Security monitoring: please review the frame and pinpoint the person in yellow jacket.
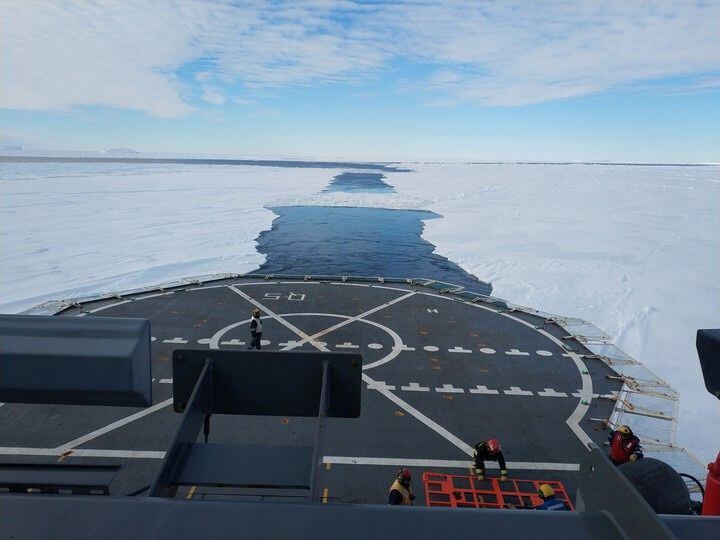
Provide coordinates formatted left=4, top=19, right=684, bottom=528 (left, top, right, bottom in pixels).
left=388, top=467, right=415, bottom=505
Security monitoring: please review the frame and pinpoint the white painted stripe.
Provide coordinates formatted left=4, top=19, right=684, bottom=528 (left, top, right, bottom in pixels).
left=163, top=337, right=188, bottom=344
left=423, top=345, right=439, bottom=352
left=366, top=380, right=396, bottom=391
left=537, top=350, right=553, bottom=356
left=469, top=385, right=499, bottom=395
left=322, top=456, right=579, bottom=471
left=479, top=347, right=496, bottom=354
left=503, top=386, right=533, bottom=396
left=197, top=338, right=211, bottom=345
left=367, top=343, right=383, bottom=349
left=393, top=344, right=415, bottom=352
left=159, top=378, right=173, bottom=384
left=362, top=373, right=474, bottom=456
left=538, top=388, right=568, bottom=397
left=505, top=349, right=530, bottom=356
left=448, top=346, right=472, bottom=353
left=220, top=339, right=245, bottom=346
left=0, top=447, right=165, bottom=459
left=435, top=384, right=464, bottom=394
left=54, top=398, right=174, bottom=452
left=336, top=342, right=359, bottom=349
left=400, top=383, right=430, bottom=392
left=71, top=449, right=166, bottom=459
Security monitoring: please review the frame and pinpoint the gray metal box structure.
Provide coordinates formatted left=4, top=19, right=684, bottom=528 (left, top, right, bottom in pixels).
left=0, top=315, right=152, bottom=407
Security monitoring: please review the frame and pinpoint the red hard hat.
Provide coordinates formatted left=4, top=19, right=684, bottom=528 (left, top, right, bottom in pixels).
left=487, top=439, right=501, bottom=454
left=399, top=467, right=411, bottom=480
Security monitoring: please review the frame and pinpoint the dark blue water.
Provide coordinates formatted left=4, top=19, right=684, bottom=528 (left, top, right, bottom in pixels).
left=322, top=172, right=395, bottom=193
left=255, top=206, right=491, bottom=295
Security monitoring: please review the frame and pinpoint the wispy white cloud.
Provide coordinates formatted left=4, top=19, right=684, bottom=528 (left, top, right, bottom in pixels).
left=2, top=1, right=719, bottom=116
left=200, top=85, right=226, bottom=105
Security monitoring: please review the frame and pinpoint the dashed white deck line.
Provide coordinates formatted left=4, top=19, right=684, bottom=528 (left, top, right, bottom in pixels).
left=423, top=345, right=439, bottom=352
left=279, top=340, right=302, bottom=348
left=159, top=378, right=173, bottom=384
left=162, top=337, right=187, bottom=344
left=505, top=349, right=529, bottom=356
left=336, top=342, right=359, bottom=349
left=362, top=373, right=474, bottom=456
left=393, top=345, right=415, bottom=352
left=537, top=350, right=553, bottom=356
left=220, top=339, right=245, bottom=346
left=197, top=338, right=211, bottom=345
left=400, top=383, right=430, bottom=392
left=151, top=336, right=157, bottom=342
left=503, top=386, right=533, bottom=396
left=469, top=385, right=499, bottom=395
left=448, top=346, right=472, bottom=353
left=367, top=343, right=383, bottom=349
left=571, top=391, right=582, bottom=398
left=322, top=456, right=580, bottom=471
left=538, top=388, right=568, bottom=397
left=54, top=398, right=174, bottom=453
left=435, top=384, right=464, bottom=394
left=260, top=340, right=271, bottom=346
left=479, top=348, right=496, bottom=354
left=365, top=380, right=396, bottom=391
left=427, top=308, right=438, bottom=314
left=286, top=290, right=416, bottom=350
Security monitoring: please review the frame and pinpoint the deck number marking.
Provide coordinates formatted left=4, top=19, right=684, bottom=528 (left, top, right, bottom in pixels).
left=263, top=292, right=306, bottom=301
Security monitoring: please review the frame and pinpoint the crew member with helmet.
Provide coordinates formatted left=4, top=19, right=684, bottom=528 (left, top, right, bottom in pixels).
left=534, top=484, right=570, bottom=511
left=388, top=467, right=415, bottom=505
left=247, top=309, right=263, bottom=350
left=473, top=438, right=508, bottom=481
left=608, top=425, right=643, bottom=466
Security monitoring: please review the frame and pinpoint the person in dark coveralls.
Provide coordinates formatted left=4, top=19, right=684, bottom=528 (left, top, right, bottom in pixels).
left=247, top=309, right=263, bottom=350
left=388, top=468, right=415, bottom=505
left=473, top=438, right=508, bottom=481
left=608, top=425, right=643, bottom=465
left=534, top=484, right=569, bottom=511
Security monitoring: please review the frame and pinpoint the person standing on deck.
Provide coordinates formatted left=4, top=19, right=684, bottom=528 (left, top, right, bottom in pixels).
left=247, top=309, right=263, bottom=350
left=608, top=425, right=643, bottom=465
left=473, top=438, right=508, bottom=481
left=388, top=468, right=415, bottom=505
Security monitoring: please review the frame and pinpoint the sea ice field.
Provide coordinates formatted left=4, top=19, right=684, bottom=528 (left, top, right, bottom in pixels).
left=0, top=158, right=718, bottom=461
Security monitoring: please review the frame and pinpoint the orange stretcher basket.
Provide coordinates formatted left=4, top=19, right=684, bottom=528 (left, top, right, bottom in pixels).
left=422, top=472, right=574, bottom=510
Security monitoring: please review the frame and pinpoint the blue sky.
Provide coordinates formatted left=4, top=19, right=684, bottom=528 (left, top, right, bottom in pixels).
left=2, top=1, right=719, bottom=162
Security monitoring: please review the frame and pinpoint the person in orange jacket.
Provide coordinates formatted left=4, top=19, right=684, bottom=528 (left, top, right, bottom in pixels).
left=608, top=425, right=643, bottom=465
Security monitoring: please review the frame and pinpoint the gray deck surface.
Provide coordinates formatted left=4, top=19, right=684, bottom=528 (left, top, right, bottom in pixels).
left=0, top=278, right=620, bottom=505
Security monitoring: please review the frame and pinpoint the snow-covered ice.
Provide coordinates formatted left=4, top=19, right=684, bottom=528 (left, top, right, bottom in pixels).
left=0, top=162, right=336, bottom=312
left=387, top=162, right=720, bottom=461
left=1, top=159, right=719, bottom=460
